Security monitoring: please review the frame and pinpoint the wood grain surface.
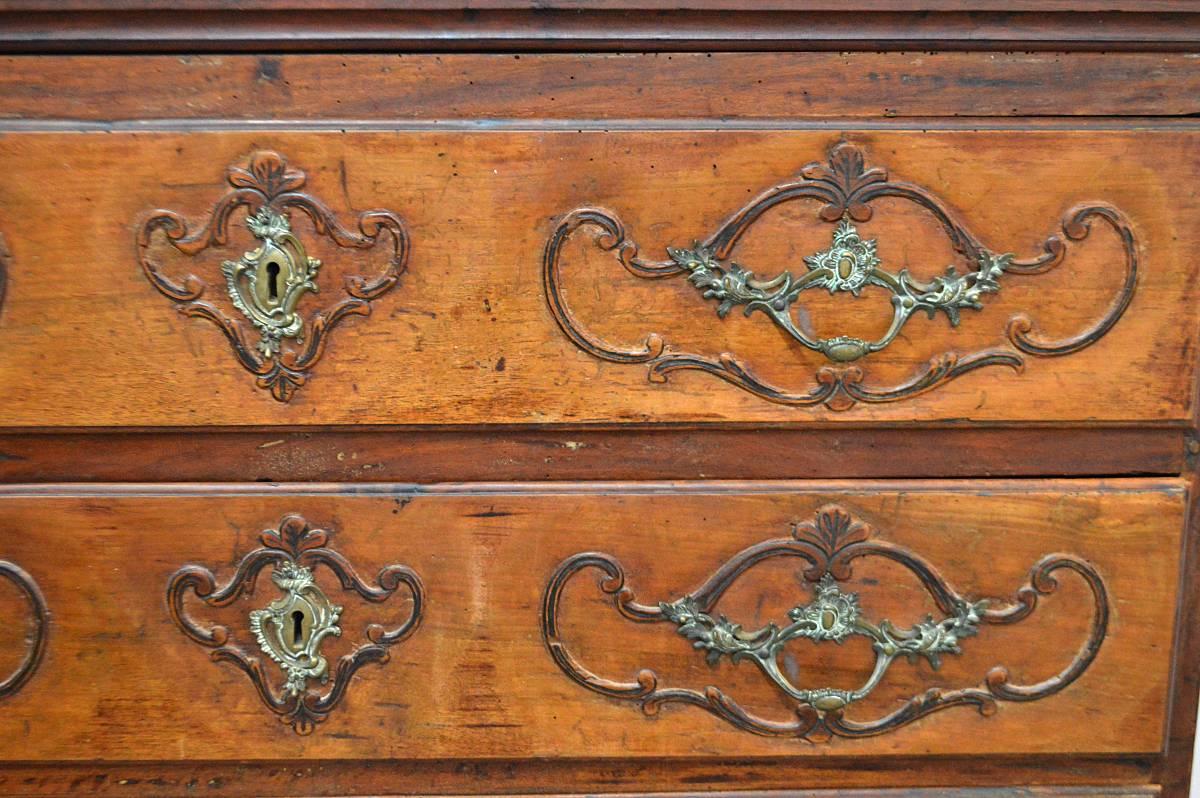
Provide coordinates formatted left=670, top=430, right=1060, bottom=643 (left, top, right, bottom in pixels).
left=0, top=130, right=1195, bottom=427
left=0, top=427, right=1185, bottom=483
left=0, top=480, right=1183, bottom=762
left=2, top=53, right=1199, bottom=122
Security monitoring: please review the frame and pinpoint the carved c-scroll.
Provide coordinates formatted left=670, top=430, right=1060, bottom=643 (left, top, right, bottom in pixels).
left=543, top=143, right=1138, bottom=411
left=167, top=514, right=424, bottom=734
left=542, top=505, right=1108, bottom=741
left=0, top=561, right=49, bottom=701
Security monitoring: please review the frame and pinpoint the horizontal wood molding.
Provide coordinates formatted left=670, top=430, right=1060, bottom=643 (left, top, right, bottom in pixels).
left=2, top=9, right=1200, bottom=54
left=0, top=427, right=1185, bottom=483
left=4, top=53, right=1200, bottom=121
left=0, top=758, right=1161, bottom=796
left=0, top=476, right=1187, bottom=496
left=0, top=1, right=1194, bottom=10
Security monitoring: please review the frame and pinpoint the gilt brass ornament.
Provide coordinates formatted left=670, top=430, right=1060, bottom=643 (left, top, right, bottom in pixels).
left=670, top=216, right=1011, bottom=363
left=659, top=573, right=987, bottom=713
left=223, top=208, right=321, bottom=359
left=249, top=560, right=342, bottom=697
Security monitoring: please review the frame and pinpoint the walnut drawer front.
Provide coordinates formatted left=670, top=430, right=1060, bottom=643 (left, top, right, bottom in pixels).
left=0, top=130, right=1192, bottom=426
left=0, top=481, right=1182, bottom=764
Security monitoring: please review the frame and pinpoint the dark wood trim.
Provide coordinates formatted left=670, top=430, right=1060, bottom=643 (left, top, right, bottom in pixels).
left=7, top=119, right=1200, bottom=133
left=0, top=427, right=1183, bottom=483
left=0, top=757, right=1159, bottom=796
left=1, top=1, right=1196, bottom=10
left=0, top=476, right=1183, bottom=498
left=2, top=10, right=1200, bottom=54
left=1162, top=470, right=1200, bottom=795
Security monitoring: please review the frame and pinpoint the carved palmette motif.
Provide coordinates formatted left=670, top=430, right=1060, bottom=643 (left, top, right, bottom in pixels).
left=543, top=142, right=1139, bottom=411
left=0, top=561, right=48, bottom=701
left=166, top=515, right=424, bottom=734
left=138, top=151, right=410, bottom=401
left=541, top=505, right=1108, bottom=741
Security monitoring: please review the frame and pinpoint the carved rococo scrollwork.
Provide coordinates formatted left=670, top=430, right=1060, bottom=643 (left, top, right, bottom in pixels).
left=138, top=151, right=410, bottom=401
left=166, top=514, right=424, bottom=734
left=0, top=561, right=49, bottom=701
left=541, top=505, right=1108, bottom=741
left=543, top=142, right=1139, bottom=411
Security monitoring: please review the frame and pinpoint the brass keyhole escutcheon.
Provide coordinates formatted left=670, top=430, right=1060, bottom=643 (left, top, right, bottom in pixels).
left=222, top=208, right=321, bottom=359
left=249, top=561, right=342, bottom=695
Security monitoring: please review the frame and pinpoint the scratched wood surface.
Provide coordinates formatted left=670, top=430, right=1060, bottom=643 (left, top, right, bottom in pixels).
left=2, top=53, right=1199, bottom=120
left=0, top=130, right=1196, bottom=426
left=0, top=481, right=1183, bottom=761
left=0, top=427, right=1184, bottom=483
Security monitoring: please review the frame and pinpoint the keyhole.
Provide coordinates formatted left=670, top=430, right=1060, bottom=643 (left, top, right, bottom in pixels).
left=266, top=261, right=281, bottom=301
left=290, top=610, right=305, bottom=645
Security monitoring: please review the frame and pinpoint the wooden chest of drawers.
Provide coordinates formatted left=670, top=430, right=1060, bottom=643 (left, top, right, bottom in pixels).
left=2, top=3, right=1200, bottom=797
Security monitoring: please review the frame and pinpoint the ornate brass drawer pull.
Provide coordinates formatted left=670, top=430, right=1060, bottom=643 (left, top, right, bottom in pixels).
left=543, top=142, right=1138, bottom=411
left=167, top=514, right=424, bottom=734
left=0, top=560, right=49, bottom=701
left=138, top=151, right=410, bottom=401
left=541, top=505, right=1108, bottom=741
left=667, top=217, right=1012, bottom=364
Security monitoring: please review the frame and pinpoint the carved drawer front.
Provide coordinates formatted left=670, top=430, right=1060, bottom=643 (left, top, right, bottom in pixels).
left=0, top=131, right=1195, bottom=426
left=0, top=481, right=1182, bottom=762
